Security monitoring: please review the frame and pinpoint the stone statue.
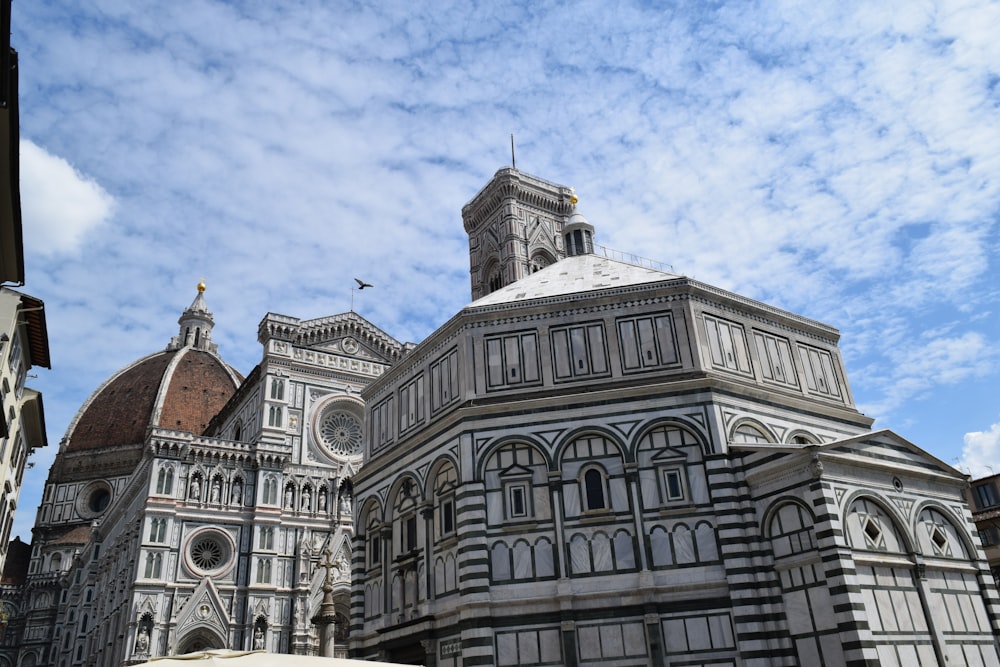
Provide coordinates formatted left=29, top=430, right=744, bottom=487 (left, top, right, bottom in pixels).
left=302, top=487, right=311, bottom=510
left=211, top=478, right=221, bottom=503
left=135, top=626, right=149, bottom=654
left=318, top=491, right=327, bottom=512
left=253, top=626, right=264, bottom=650
left=190, top=477, right=201, bottom=500
left=285, top=487, right=294, bottom=509
left=231, top=480, right=242, bottom=505
left=340, top=494, right=351, bottom=516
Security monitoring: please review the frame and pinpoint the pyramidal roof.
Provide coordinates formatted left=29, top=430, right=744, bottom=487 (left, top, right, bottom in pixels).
left=468, top=253, right=682, bottom=308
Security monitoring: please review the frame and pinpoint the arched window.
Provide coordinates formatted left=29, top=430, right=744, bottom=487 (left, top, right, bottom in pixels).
left=917, top=507, right=969, bottom=559
left=233, top=420, right=242, bottom=442
left=148, top=518, right=166, bottom=543
left=49, top=552, right=62, bottom=572
left=846, top=498, right=906, bottom=553
left=731, top=422, right=772, bottom=444
left=484, top=262, right=502, bottom=294
left=144, top=553, right=162, bottom=579
left=256, top=558, right=272, bottom=584
left=258, top=526, right=275, bottom=550
left=584, top=468, right=606, bottom=511
left=268, top=406, right=282, bottom=428
left=156, top=466, right=174, bottom=495
left=262, top=477, right=277, bottom=505
left=270, top=379, right=284, bottom=401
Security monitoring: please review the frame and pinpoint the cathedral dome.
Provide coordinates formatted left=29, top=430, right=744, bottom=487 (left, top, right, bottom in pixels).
left=61, top=285, right=243, bottom=455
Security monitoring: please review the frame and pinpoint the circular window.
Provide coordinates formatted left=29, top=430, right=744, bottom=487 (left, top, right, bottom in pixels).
left=76, top=481, right=114, bottom=519
left=191, top=536, right=223, bottom=569
left=89, top=489, right=111, bottom=513
left=319, top=411, right=362, bottom=457
left=186, top=530, right=234, bottom=575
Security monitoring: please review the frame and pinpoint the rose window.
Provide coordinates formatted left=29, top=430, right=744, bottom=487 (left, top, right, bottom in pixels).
left=190, top=534, right=226, bottom=571
left=320, top=411, right=363, bottom=456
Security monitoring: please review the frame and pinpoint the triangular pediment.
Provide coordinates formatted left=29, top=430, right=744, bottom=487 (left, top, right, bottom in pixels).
left=818, top=430, right=965, bottom=480
left=733, top=429, right=966, bottom=483
left=500, top=463, right=533, bottom=477
left=175, top=577, right=230, bottom=639
left=651, top=447, right=687, bottom=463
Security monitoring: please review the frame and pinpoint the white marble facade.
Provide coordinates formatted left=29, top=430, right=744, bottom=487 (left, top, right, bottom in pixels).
left=12, top=301, right=401, bottom=667
left=350, top=168, right=1000, bottom=667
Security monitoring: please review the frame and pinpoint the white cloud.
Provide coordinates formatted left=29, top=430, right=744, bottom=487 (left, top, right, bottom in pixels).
left=960, top=423, right=1000, bottom=478
left=19, top=139, right=115, bottom=256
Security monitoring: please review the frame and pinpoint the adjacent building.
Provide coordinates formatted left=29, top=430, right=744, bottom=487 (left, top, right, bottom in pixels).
left=969, top=473, right=1000, bottom=587
left=350, top=168, right=1000, bottom=666
left=0, top=0, right=50, bottom=595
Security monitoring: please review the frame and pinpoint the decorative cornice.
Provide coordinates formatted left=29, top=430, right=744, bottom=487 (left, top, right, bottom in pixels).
left=462, top=168, right=575, bottom=232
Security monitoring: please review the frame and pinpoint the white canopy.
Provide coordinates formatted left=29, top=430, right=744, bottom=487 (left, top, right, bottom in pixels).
left=134, top=649, right=419, bottom=667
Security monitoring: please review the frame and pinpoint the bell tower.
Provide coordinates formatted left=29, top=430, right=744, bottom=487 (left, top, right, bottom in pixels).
left=462, top=168, right=580, bottom=300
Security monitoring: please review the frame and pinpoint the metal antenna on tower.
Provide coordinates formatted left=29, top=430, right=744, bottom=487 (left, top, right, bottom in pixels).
left=511, top=134, right=516, bottom=170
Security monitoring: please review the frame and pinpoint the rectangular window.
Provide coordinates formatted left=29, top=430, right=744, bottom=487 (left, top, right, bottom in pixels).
left=404, top=515, right=418, bottom=553
left=975, top=483, right=1000, bottom=510
left=369, top=532, right=381, bottom=567
left=507, top=483, right=528, bottom=518
left=484, top=331, right=541, bottom=390
left=551, top=323, right=609, bottom=380
left=370, top=396, right=394, bottom=450
left=399, top=374, right=425, bottom=433
left=797, top=343, right=843, bottom=399
left=7, top=334, right=21, bottom=374
left=440, top=498, right=455, bottom=536
left=703, top=314, right=752, bottom=374
left=430, top=348, right=460, bottom=413
left=753, top=331, right=799, bottom=387
left=663, top=470, right=684, bottom=501
left=618, top=314, right=681, bottom=372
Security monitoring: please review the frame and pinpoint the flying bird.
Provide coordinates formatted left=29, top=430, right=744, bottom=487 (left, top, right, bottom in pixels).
left=354, top=278, right=374, bottom=290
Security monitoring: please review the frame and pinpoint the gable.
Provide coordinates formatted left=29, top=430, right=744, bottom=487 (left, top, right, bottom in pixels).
left=821, top=430, right=965, bottom=481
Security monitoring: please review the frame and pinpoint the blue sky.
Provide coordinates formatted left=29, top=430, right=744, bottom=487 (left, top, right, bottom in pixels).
left=10, top=0, right=1000, bottom=540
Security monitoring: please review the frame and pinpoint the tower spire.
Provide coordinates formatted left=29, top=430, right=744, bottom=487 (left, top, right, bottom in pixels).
left=168, top=280, right=218, bottom=352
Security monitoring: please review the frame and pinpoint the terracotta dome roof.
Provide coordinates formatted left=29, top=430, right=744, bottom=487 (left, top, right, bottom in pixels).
left=64, top=347, right=242, bottom=453
left=62, top=284, right=243, bottom=455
